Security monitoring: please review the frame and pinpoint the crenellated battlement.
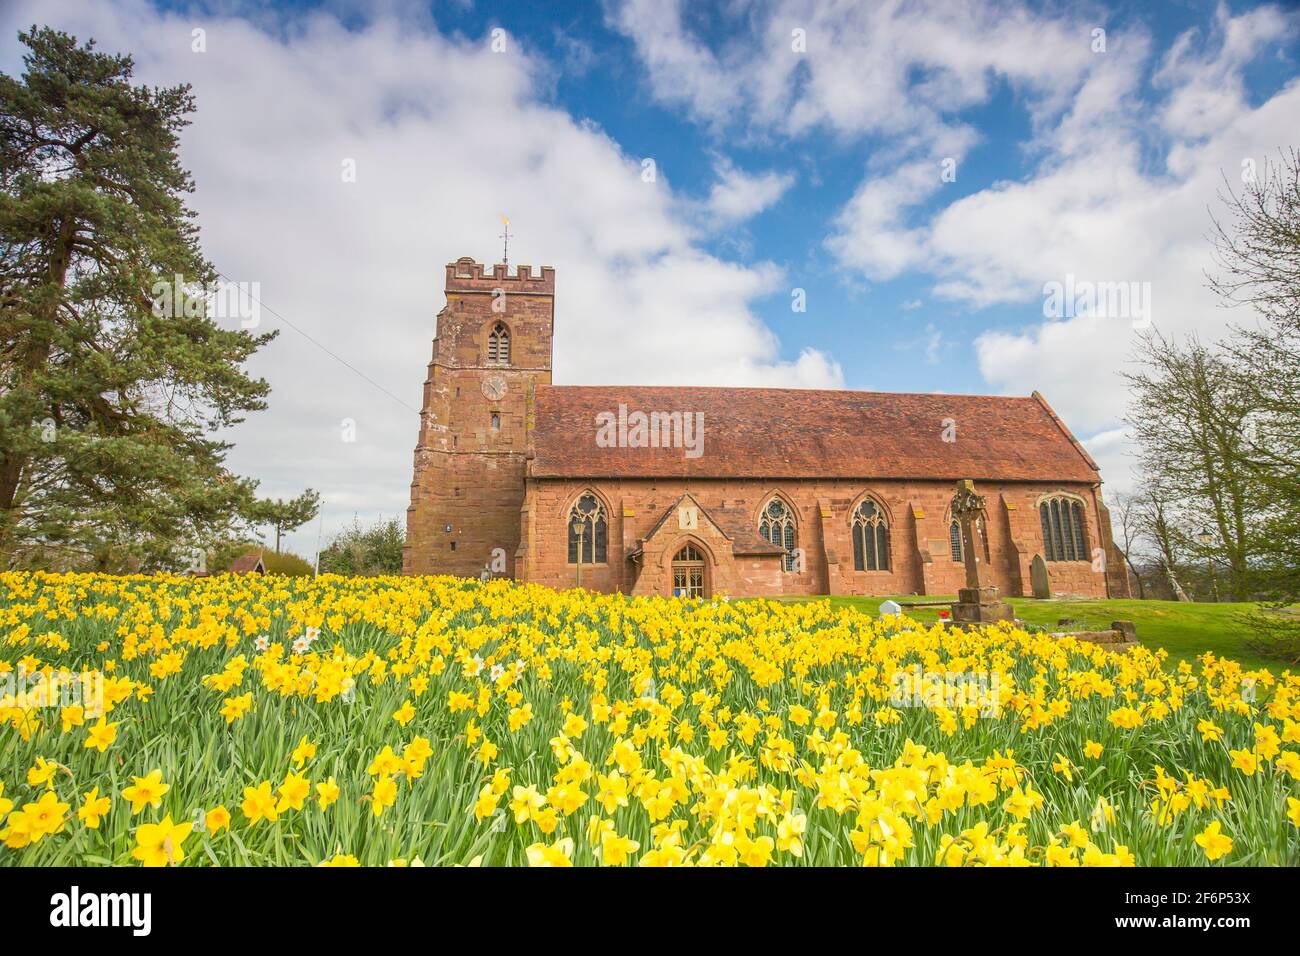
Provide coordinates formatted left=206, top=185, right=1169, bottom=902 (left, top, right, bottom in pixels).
left=445, top=257, right=555, bottom=295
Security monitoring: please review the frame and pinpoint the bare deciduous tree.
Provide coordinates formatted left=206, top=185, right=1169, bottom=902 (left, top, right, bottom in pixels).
left=1108, top=490, right=1147, bottom=599
left=1124, top=333, right=1263, bottom=600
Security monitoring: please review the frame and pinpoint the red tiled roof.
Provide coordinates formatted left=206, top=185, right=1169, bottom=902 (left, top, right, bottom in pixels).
left=711, top=507, right=788, bottom=555
left=228, top=551, right=265, bottom=573
left=531, top=386, right=1099, bottom=482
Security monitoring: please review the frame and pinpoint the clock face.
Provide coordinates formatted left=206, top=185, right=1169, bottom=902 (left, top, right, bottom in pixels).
left=481, top=375, right=507, bottom=401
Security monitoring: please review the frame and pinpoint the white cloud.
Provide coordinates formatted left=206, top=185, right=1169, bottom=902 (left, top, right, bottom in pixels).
left=1082, top=427, right=1137, bottom=498
left=1155, top=2, right=1292, bottom=141
left=1, top=0, right=842, bottom=556
left=607, top=0, right=1095, bottom=143
left=954, top=25, right=1296, bottom=499
left=608, top=0, right=1103, bottom=280
left=701, top=159, right=794, bottom=225
left=602, top=0, right=742, bottom=128
left=827, top=160, right=949, bottom=281
left=948, top=22, right=1298, bottom=430
left=609, top=0, right=1298, bottom=493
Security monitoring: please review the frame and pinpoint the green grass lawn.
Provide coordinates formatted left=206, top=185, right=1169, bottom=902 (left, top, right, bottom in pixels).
left=776, top=594, right=1288, bottom=674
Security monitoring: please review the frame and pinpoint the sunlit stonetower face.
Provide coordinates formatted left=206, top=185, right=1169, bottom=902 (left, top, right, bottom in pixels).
left=403, top=257, right=554, bottom=576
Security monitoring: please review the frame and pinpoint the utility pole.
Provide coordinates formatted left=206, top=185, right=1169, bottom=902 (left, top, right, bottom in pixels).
left=313, top=512, right=324, bottom=577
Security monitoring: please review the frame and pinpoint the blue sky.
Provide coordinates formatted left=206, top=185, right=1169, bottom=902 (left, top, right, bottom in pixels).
left=3, top=0, right=1298, bottom=556
left=368, top=0, right=1298, bottom=396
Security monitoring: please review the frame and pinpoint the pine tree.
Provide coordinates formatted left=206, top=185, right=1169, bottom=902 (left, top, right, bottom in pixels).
left=0, top=28, right=276, bottom=569
left=251, top=489, right=320, bottom=554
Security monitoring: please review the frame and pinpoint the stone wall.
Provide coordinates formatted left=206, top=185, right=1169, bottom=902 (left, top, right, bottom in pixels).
left=518, top=476, right=1124, bottom=599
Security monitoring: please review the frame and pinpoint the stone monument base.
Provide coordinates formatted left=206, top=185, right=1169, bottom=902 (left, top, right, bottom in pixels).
left=1045, top=620, right=1141, bottom=653
left=950, top=586, right=1015, bottom=624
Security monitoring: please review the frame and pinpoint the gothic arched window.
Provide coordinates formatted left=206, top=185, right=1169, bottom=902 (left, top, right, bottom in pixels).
left=487, top=322, right=510, bottom=365
left=852, top=499, right=890, bottom=571
left=1039, top=496, right=1087, bottom=561
left=567, top=493, right=607, bottom=564
left=758, top=498, right=798, bottom=571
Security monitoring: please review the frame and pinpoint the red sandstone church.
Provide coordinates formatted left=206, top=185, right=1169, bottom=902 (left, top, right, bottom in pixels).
left=404, top=257, right=1131, bottom=601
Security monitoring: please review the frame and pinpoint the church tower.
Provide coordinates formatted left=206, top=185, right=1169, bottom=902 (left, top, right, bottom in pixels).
left=404, top=257, right=554, bottom=576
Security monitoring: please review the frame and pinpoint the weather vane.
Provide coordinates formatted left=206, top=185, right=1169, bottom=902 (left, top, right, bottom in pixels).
left=499, top=213, right=510, bottom=266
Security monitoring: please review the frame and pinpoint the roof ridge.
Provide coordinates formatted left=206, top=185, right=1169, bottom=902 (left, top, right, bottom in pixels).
left=538, top=383, right=1037, bottom=402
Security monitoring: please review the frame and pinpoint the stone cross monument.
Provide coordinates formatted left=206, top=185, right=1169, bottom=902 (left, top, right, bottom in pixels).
left=949, top=479, right=1015, bottom=624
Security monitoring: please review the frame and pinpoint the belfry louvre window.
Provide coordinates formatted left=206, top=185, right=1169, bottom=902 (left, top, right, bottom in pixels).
left=853, top=499, right=890, bottom=571
left=487, top=322, right=510, bottom=365
left=567, top=493, right=607, bottom=564
left=1040, top=496, right=1087, bottom=561
left=759, top=499, right=798, bottom=571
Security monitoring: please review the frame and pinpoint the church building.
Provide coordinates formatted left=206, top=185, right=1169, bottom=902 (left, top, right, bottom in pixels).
left=404, top=257, right=1131, bottom=600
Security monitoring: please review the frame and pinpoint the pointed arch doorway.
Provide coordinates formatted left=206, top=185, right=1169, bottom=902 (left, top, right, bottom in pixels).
left=671, top=543, right=708, bottom=598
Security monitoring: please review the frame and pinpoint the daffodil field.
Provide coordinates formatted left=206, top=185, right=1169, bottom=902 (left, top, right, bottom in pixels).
left=1, top=571, right=1298, bottom=867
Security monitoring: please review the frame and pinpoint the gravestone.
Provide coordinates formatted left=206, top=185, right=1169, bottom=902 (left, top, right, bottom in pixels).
left=1030, top=554, right=1051, bottom=598
left=949, top=479, right=1015, bottom=624
left=879, top=599, right=902, bottom=617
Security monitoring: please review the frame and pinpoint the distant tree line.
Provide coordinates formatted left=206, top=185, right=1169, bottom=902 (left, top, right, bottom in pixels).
left=318, top=517, right=404, bottom=576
